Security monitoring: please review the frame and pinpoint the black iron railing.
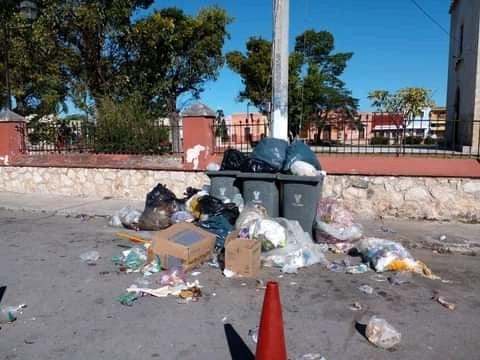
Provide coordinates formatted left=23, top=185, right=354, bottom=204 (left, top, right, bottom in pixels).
left=23, top=122, right=182, bottom=155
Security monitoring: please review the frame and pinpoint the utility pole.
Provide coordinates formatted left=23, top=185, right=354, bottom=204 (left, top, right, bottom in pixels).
left=270, top=0, right=289, bottom=141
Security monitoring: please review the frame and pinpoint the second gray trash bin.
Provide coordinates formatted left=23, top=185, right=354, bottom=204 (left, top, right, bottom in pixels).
left=278, top=174, right=324, bottom=235
left=206, top=171, right=241, bottom=202
left=238, top=173, right=279, bottom=217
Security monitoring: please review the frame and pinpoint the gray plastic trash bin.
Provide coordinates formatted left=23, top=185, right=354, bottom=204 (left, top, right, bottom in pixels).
left=206, top=171, right=241, bottom=202
left=238, top=173, right=279, bottom=217
left=278, top=174, right=324, bottom=234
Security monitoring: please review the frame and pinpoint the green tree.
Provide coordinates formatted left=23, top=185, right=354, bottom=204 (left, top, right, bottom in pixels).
left=0, top=1, right=68, bottom=116
left=226, top=30, right=358, bottom=136
left=368, top=87, right=434, bottom=120
left=214, top=109, right=229, bottom=141
left=125, top=6, right=232, bottom=152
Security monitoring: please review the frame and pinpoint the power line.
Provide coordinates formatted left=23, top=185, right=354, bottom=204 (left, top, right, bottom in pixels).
left=408, top=0, right=449, bottom=36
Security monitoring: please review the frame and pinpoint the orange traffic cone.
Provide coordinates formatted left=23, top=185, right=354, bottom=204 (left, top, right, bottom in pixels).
left=255, top=281, right=287, bottom=360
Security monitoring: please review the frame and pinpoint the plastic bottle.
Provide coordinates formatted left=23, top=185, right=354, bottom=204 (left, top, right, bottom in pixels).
left=0, top=304, right=26, bottom=324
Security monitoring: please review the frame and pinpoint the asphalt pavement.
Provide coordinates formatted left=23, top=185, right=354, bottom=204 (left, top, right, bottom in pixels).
left=0, top=193, right=480, bottom=359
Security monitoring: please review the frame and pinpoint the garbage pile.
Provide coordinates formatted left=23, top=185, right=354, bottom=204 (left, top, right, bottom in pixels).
left=104, top=137, right=439, bottom=315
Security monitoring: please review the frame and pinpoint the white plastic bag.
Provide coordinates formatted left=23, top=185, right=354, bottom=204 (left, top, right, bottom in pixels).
left=262, top=218, right=328, bottom=273
left=109, top=206, right=142, bottom=229
left=249, top=218, right=286, bottom=251
left=235, top=203, right=268, bottom=230
left=314, top=221, right=363, bottom=243
left=366, top=316, right=402, bottom=349
left=290, top=160, right=318, bottom=176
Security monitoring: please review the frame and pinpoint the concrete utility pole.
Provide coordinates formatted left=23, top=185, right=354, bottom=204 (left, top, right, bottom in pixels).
left=271, top=0, right=289, bottom=141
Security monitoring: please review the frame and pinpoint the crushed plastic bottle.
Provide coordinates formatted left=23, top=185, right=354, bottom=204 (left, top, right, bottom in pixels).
left=0, top=304, right=27, bottom=324
left=365, top=316, right=402, bottom=349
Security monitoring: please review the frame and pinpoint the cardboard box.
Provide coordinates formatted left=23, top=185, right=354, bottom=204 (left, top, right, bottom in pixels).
left=225, top=232, right=262, bottom=277
left=152, top=223, right=216, bottom=271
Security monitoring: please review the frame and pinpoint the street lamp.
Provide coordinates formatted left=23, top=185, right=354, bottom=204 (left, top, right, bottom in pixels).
left=3, top=0, right=39, bottom=111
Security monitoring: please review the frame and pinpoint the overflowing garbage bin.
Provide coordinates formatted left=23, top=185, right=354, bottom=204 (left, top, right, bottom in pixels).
left=277, top=174, right=324, bottom=235
left=206, top=171, right=241, bottom=203
left=238, top=173, right=279, bottom=217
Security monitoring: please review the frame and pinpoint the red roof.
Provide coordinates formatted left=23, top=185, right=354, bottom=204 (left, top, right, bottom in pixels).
left=372, top=113, right=404, bottom=128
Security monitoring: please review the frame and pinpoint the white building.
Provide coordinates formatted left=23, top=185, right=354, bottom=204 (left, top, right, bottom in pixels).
left=445, top=0, right=480, bottom=153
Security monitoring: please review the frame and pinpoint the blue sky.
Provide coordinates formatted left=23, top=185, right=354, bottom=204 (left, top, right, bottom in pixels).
left=68, top=0, right=452, bottom=115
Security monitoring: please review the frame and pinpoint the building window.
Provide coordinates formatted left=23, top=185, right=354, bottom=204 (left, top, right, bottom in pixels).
left=459, top=24, right=464, bottom=56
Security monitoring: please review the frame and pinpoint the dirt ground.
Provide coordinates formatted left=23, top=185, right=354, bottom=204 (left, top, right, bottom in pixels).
left=1, top=209, right=479, bottom=360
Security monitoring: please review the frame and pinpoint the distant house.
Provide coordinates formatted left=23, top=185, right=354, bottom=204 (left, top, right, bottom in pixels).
left=429, top=107, right=447, bottom=138
left=229, top=112, right=268, bottom=144
left=445, top=0, right=480, bottom=152
left=371, top=113, right=404, bottom=143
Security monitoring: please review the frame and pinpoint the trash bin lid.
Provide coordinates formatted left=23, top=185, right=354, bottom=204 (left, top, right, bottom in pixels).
left=237, top=172, right=277, bottom=180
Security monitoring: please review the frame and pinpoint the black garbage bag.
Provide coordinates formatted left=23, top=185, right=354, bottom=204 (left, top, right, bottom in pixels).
left=197, top=195, right=239, bottom=225
left=283, top=140, right=322, bottom=171
left=199, top=215, right=233, bottom=250
left=220, top=149, right=247, bottom=171
left=138, top=184, right=177, bottom=230
left=240, top=158, right=277, bottom=173
left=250, top=137, right=289, bottom=172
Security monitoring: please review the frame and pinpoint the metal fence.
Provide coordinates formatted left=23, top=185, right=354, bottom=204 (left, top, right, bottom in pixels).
left=212, top=121, right=269, bottom=154
left=23, top=122, right=182, bottom=155
left=22, top=117, right=480, bottom=158
left=299, top=117, right=480, bottom=158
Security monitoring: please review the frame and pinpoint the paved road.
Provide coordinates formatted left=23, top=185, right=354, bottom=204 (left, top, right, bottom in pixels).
left=1, top=210, right=479, bottom=360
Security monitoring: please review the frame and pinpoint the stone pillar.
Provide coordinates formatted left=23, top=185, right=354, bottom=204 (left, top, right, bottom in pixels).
left=181, top=103, right=218, bottom=170
left=0, top=110, right=26, bottom=164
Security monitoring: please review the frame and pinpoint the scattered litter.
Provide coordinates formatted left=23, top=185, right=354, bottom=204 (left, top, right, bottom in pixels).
left=296, top=354, right=326, bottom=360
left=109, top=206, right=142, bottom=230
left=241, top=283, right=247, bottom=286
left=371, top=274, right=388, bottom=282
left=159, top=269, right=186, bottom=286
left=256, top=280, right=266, bottom=290
left=379, top=225, right=397, bottom=234
left=328, top=242, right=355, bottom=254
left=221, top=316, right=228, bottom=322
left=441, top=279, right=453, bottom=284
left=278, top=275, right=284, bottom=278
left=432, top=292, right=456, bottom=310
left=349, top=302, right=362, bottom=311
left=79, top=250, right=100, bottom=265
left=112, top=245, right=161, bottom=275
left=116, top=292, right=139, bottom=306
left=248, top=327, right=259, bottom=343
left=126, top=280, right=202, bottom=302
left=388, top=272, right=412, bottom=285
left=0, top=304, right=27, bottom=324
left=358, top=284, right=374, bottom=295
left=439, top=235, right=447, bottom=241
left=290, top=281, right=297, bottom=286
left=191, top=271, right=201, bottom=277
left=365, top=316, right=402, bottom=349
left=346, top=263, right=369, bottom=274
left=356, top=238, right=439, bottom=279
left=223, top=269, right=237, bottom=278
left=315, top=197, right=363, bottom=244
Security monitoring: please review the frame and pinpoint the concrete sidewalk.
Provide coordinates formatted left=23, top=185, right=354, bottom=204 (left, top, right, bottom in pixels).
left=0, top=191, right=143, bottom=217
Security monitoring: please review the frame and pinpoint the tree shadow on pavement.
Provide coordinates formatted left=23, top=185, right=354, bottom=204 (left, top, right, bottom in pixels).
left=224, top=323, right=254, bottom=360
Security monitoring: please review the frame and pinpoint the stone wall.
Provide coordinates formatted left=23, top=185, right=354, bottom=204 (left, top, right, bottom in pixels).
left=0, top=166, right=479, bottom=221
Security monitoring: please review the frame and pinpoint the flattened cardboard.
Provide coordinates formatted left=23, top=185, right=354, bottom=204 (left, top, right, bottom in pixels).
left=152, top=223, right=215, bottom=271
left=225, top=232, right=262, bottom=277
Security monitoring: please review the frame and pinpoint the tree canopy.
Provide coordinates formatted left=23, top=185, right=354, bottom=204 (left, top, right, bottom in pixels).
left=226, top=29, right=358, bottom=135
left=367, top=87, right=434, bottom=120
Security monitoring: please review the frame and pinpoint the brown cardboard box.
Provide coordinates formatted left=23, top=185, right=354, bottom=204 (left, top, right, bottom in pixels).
left=225, top=232, right=262, bottom=277
left=152, top=223, right=216, bottom=271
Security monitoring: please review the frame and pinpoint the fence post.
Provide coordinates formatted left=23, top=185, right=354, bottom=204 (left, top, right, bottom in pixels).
left=0, top=112, right=26, bottom=164
left=182, top=103, right=218, bottom=170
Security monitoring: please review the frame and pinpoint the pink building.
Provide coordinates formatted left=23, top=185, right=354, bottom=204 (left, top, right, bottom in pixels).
left=229, top=112, right=268, bottom=145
